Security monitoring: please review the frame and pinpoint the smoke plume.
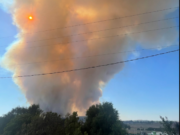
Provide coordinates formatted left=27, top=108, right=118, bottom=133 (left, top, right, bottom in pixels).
left=0, top=0, right=179, bottom=115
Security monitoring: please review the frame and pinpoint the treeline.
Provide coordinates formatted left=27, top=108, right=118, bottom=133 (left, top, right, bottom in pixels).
left=0, top=102, right=128, bottom=135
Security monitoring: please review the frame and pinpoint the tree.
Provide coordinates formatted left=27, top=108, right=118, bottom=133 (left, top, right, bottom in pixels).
left=83, top=102, right=127, bottom=135
left=22, top=111, right=85, bottom=135
left=0, top=105, right=41, bottom=135
left=0, top=107, right=27, bottom=134
left=25, top=112, right=65, bottom=135
left=160, top=116, right=177, bottom=135
left=3, top=114, right=32, bottom=135
left=0, top=103, right=127, bottom=135
left=123, top=124, right=131, bottom=130
left=64, top=112, right=83, bottom=135
left=174, top=122, right=179, bottom=135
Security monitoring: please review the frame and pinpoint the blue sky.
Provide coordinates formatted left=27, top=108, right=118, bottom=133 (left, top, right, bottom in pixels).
left=0, top=6, right=179, bottom=121
left=0, top=8, right=28, bottom=116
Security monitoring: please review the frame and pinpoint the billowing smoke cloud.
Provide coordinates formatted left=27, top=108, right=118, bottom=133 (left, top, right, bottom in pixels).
left=0, top=0, right=179, bottom=115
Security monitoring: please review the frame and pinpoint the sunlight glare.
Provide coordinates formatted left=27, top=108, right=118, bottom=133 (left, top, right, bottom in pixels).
left=29, top=16, right=33, bottom=20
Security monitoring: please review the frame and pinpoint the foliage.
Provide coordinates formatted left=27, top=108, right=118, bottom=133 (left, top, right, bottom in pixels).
left=0, top=105, right=41, bottom=135
left=160, top=116, right=179, bottom=135
left=122, top=123, right=131, bottom=130
left=64, top=112, right=83, bottom=135
left=174, top=122, right=179, bottom=134
left=0, top=102, right=127, bottom=135
left=83, top=102, right=127, bottom=135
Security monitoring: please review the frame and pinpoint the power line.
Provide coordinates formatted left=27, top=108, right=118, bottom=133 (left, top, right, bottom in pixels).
left=0, top=25, right=178, bottom=61
left=3, top=44, right=179, bottom=67
left=0, top=25, right=179, bottom=51
left=0, top=6, right=178, bottom=39
left=17, top=17, right=180, bottom=45
left=0, top=17, right=178, bottom=48
left=0, top=49, right=178, bottom=79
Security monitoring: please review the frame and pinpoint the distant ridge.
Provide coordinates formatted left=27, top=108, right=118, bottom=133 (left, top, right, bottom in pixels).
left=78, top=117, right=179, bottom=123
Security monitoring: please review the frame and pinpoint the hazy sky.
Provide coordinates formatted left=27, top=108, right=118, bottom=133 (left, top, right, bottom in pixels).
left=0, top=1, right=179, bottom=121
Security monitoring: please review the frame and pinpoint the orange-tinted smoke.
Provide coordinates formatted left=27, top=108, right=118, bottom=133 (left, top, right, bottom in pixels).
left=0, top=0, right=179, bottom=115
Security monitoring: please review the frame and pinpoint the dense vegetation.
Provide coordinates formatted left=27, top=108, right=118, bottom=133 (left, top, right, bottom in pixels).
left=0, top=102, right=179, bottom=135
left=0, top=102, right=128, bottom=135
left=160, top=116, right=179, bottom=135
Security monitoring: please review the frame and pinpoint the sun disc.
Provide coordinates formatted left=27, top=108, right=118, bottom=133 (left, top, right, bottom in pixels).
left=29, top=16, right=33, bottom=20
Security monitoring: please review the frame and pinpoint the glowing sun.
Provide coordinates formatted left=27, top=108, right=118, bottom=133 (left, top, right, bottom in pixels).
left=29, top=16, right=33, bottom=20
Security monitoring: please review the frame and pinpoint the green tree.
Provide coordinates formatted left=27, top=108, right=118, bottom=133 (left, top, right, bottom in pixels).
left=0, top=105, right=41, bottom=135
left=26, top=112, right=65, bottom=135
left=174, top=122, right=179, bottom=134
left=83, top=102, right=127, bottom=135
left=160, top=116, right=177, bottom=135
left=3, top=114, right=32, bottom=135
left=64, top=112, right=83, bottom=135
left=0, top=103, right=128, bottom=135
left=0, top=107, right=27, bottom=134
